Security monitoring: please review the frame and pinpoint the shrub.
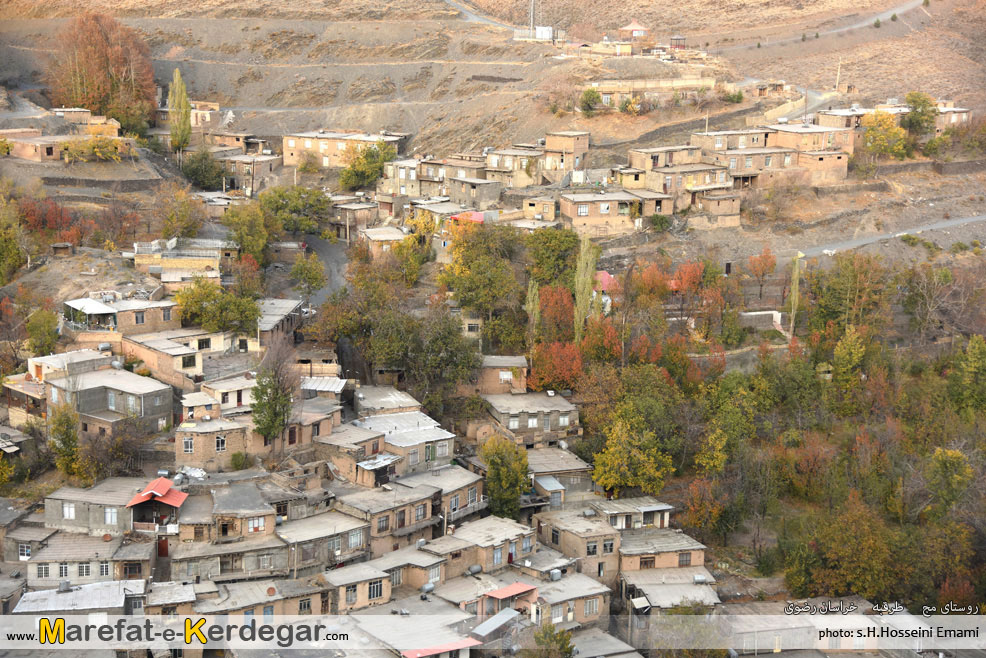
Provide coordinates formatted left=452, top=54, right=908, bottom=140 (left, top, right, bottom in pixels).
left=722, top=90, right=744, bottom=104
left=900, top=234, right=920, bottom=246
left=815, top=32, right=820, bottom=38
left=891, top=12, right=898, bottom=20
left=580, top=88, right=602, bottom=116
left=971, top=240, right=981, bottom=248
left=619, top=97, right=640, bottom=116
left=230, top=452, right=250, bottom=470
left=0, top=138, right=10, bottom=156
left=801, top=33, right=807, bottom=41
left=61, top=136, right=134, bottom=163
left=650, top=214, right=672, bottom=232
left=757, top=42, right=761, bottom=48
left=297, top=151, right=319, bottom=174
left=950, top=242, right=970, bottom=253
left=874, top=18, right=881, bottom=27
left=181, top=147, right=224, bottom=190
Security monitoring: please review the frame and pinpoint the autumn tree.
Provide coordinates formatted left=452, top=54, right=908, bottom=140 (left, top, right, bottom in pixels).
left=26, top=309, right=58, bottom=356
left=950, top=334, right=986, bottom=414
left=481, top=434, right=529, bottom=519
left=229, top=254, right=264, bottom=298
left=223, top=202, right=283, bottom=264
left=572, top=235, right=599, bottom=343
left=168, top=68, right=192, bottom=156
left=159, top=182, right=204, bottom=239
left=900, top=91, right=938, bottom=138
left=593, top=414, right=674, bottom=497
left=50, top=403, right=80, bottom=476
left=860, top=110, right=908, bottom=161
left=174, top=278, right=260, bottom=334
left=810, top=252, right=891, bottom=334
left=827, top=325, right=866, bottom=417
left=46, top=13, right=156, bottom=133
left=252, top=339, right=299, bottom=454
left=747, top=246, right=776, bottom=300
left=924, top=447, right=973, bottom=518
left=524, top=228, right=580, bottom=289
left=670, top=261, right=704, bottom=329
left=339, top=141, right=397, bottom=190
left=439, top=223, right=520, bottom=321
left=529, top=342, right=583, bottom=391
left=259, top=186, right=331, bottom=235
left=538, top=285, right=574, bottom=343
left=524, top=623, right=575, bottom=658
left=290, top=252, right=328, bottom=312
left=902, top=264, right=954, bottom=339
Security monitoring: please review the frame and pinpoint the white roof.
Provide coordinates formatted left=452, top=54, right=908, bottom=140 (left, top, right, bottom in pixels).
left=31, top=350, right=108, bottom=369
left=14, top=580, right=146, bottom=613
left=362, top=226, right=406, bottom=242
left=355, top=411, right=455, bottom=447
left=767, top=123, right=850, bottom=133
left=562, top=191, right=639, bottom=202
left=182, top=392, right=219, bottom=407
left=64, top=298, right=116, bottom=315
left=482, top=355, right=527, bottom=368
left=482, top=392, right=575, bottom=414
left=276, top=511, right=367, bottom=544
left=290, top=131, right=403, bottom=143
left=258, top=298, right=303, bottom=331
left=356, top=386, right=421, bottom=412
left=47, top=369, right=171, bottom=394
left=301, top=376, right=346, bottom=393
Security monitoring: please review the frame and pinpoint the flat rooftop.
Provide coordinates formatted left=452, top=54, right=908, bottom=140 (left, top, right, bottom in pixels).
left=526, top=447, right=590, bottom=474
left=482, top=392, right=575, bottom=414
left=257, top=298, right=303, bottom=332
left=618, top=528, right=706, bottom=555
left=356, top=386, right=421, bottom=413
left=46, top=369, right=171, bottom=395
left=392, top=464, right=481, bottom=492
left=450, top=515, right=530, bottom=547
left=276, top=511, right=367, bottom=544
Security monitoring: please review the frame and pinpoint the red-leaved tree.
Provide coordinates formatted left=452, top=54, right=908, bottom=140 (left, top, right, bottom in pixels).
left=529, top=342, right=583, bottom=391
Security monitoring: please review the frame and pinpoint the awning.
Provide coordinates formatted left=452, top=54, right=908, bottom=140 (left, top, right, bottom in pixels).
left=487, top=582, right=537, bottom=600
left=126, top=477, right=188, bottom=508
left=401, top=638, right=482, bottom=658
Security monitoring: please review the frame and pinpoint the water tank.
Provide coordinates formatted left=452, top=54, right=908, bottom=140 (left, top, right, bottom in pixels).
left=549, top=569, right=562, bottom=581
left=467, top=564, right=483, bottom=575
left=111, top=361, right=123, bottom=369
left=420, top=582, right=435, bottom=594
left=416, top=538, right=427, bottom=549
left=57, top=581, right=71, bottom=592
left=97, top=342, right=112, bottom=351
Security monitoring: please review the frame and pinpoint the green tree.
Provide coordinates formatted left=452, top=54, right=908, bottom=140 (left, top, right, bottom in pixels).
left=290, top=252, right=328, bottom=312
left=924, top=448, right=973, bottom=519
left=952, top=334, right=986, bottom=413
left=174, top=277, right=223, bottom=325
left=159, top=182, right=204, bottom=239
left=182, top=147, right=224, bottom=190
left=810, top=253, right=891, bottom=334
left=438, top=223, right=521, bottom=320
left=580, top=88, right=602, bottom=117
left=524, top=623, right=574, bottom=658
left=593, top=414, right=674, bottom=497
left=0, top=454, right=13, bottom=488
left=524, top=228, right=580, bottom=289
left=223, top=203, right=270, bottom=264
left=251, top=341, right=298, bottom=451
left=860, top=110, right=908, bottom=161
left=405, top=308, right=482, bottom=415
left=572, top=235, right=599, bottom=344
left=695, top=427, right=728, bottom=476
left=259, top=186, right=331, bottom=235
left=339, top=141, right=397, bottom=190
left=201, top=293, right=261, bottom=334
left=168, top=68, right=191, bottom=156
left=901, top=91, right=938, bottom=137
left=481, top=434, right=529, bottom=519
left=26, top=309, right=58, bottom=356
left=828, top=325, right=866, bottom=417
left=50, top=403, right=79, bottom=476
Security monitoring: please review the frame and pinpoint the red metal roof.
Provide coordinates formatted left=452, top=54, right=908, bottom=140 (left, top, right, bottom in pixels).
left=125, top=477, right=188, bottom=508
left=620, top=20, right=648, bottom=31
left=451, top=211, right=484, bottom=224
left=595, top=270, right=617, bottom=292
left=486, top=581, right=537, bottom=600
left=401, top=638, right=482, bottom=658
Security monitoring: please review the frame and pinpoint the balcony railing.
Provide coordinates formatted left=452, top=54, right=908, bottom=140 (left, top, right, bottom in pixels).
left=392, top=516, right=440, bottom=537
left=449, top=496, right=488, bottom=522
left=133, top=522, right=179, bottom=535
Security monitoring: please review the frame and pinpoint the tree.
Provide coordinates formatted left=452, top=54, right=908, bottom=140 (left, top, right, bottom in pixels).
left=182, top=147, right=224, bottom=191
left=159, top=183, right=204, bottom=239
left=259, top=186, right=331, bottom=235
left=339, top=141, right=397, bottom=190
left=481, top=434, right=529, bottom=519
left=902, top=264, right=954, bottom=339
left=572, top=236, right=599, bottom=344
left=924, top=448, right=973, bottom=518
left=168, top=68, right=191, bottom=155
left=860, top=110, right=908, bottom=161
left=524, top=228, right=579, bottom=289
left=46, top=13, right=156, bottom=134
left=403, top=308, right=482, bottom=415
left=229, top=254, right=263, bottom=299
left=290, top=253, right=328, bottom=312
left=953, top=335, right=986, bottom=413
left=580, top=88, right=602, bottom=117
left=26, top=309, right=58, bottom=356
left=695, top=427, right=728, bottom=476
left=747, top=246, right=776, bottom=300
left=900, top=91, right=938, bottom=137
left=50, top=403, right=80, bottom=476
left=0, top=454, right=12, bottom=488
left=538, top=286, right=575, bottom=343
left=251, top=339, right=299, bottom=452
left=524, top=623, right=574, bottom=658
left=810, top=253, right=891, bottom=334
left=828, top=325, right=866, bottom=417
left=175, top=278, right=260, bottom=334
left=593, top=415, right=674, bottom=498
left=223, top=203, right=271, bottom=264
left=529, top=342, right=583, bottom=391
left=438, top=223, right=521, bottom=319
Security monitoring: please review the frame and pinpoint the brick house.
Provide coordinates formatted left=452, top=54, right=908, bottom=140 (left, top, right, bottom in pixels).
left=559, top=191, right=644, bottom=237
left=448, top=177, right=503, bottom=211
left=353, top=411, right=455, bottom=476
left=543, top=131, right=590, bottom=172
left=458, top=355, right=527, bottom=396
left=534, top=508, right=621, bottom=588
left=393, top=464, right=487, bottom=527
left=281, top=131, right=408, bottom=168
left=62, top=297, right=179, bottom=335
left=324, top=563, right=392, bottom=613
left=359, top=226, right=407, bottom=260
left=4, top=350, right=113, bottom=426
left=315, top=423, right=397, bottom=488
left=481, top=393, right=580, bottom=449
left=334, top=483, right=441, bottom=558
left=175, top=417, right=251, bottom=471
left=275, top=511, right=370, bottom=576
left=26, top=531, right=155, bottom=589
left=485, top=147, right=543, bottom=188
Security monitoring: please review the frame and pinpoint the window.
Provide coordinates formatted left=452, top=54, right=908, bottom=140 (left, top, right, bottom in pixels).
left=409, top=449, right=419, bottom=465
left=182, top=355, right=196, bottom=369
left=243, top=610, right=253, bottom=621
left=247, top=517, right=264, bottom=533
left=18, top=543, right=30, bottom=558
left=337, top=142, right=345, bottom=151
left=312, top=421, right=321, bottom=438
left=348, top=528, right=363, bottom=549
left=436, top=441, right=448, bottom=457
left=449, top=494, right=459, bottom=511
left=78, top=563, right=91, bottom=577
left=215, top=436, right=226, bottom=453
left=468, top=487, right=478, bottom=504
left=599, top=203, right=610, bottom=215
left=197, top=338, right=211, bottom=350
left=377, top=516, right=390, bottom=533
left=467, top=323, right=480, bottom=333
left=551, top=528, right=559, bottom=545
left=528, top=415, right=538, bottom=429
left=399, top=168, right=406, bottom=180
left=678, top=552, right=692, bottom=567
left=99, top=561, right=109, bottom=576
left=127, top=395, right=136, bottom=414
left=551, top=604, right=564, bottom=623
left=163, top=308, right=171, bottom=321
left=765, top=155, right=773, bottom=167
left=428, top=565, right=441, bottom=583
left=51, top=387, right=59, bottom=404
left=389, top=568, right=403, bottom=587
left=728, top=158, right=736, bottom=169
left=346, top=585, right=357, bottom=604
left=714, top=137, right=723, bottom=148
left=82, top=422, right=88, bottom=432
left=603, top=539, right=614, bottom=554
left=508, top=416, right=519, bottom=430
left=288, top=139, right=296, bottom=148
left=784, top=154, right=792, bottom=166
left=586, top=541, right=597, bottom=556
left=304, top=139, right=313, bottom=148
left=368, top=579, right=383, bottom=599
left=522, top=535, right=532, bottom=553
left=124, top=562, right=142, bottom=578
left=104, top=508, right=117, bottom=525
left=493, top=547, right=502, bottom=565
left=576, top=204, right=589, bottom=217
left=640, top=557, right=655, bottom=569
left=63, top=502, right=75, bottom=520
left=221, top=392, right=230, bottom=404
left=559, top=414, right=570, bottom=427
left=37, top=564, right=49, bottom=578
left=415, top=504, right=426, bottom=521
left=59, top=563, right=69, bottom=578
left=263, top=605, right=274, bottom=622
left=584, top=597, right=599, bottom=616
left=327, top=536, right=341, bottom=554
left=134, top=312, right=145, bottom=325
left=259, top=554, right=272, bottom=570
left=499, top=370, right=512, bottom=383
left=299, top=598, right=311, bottom=614
left=745, top=156, right=753, bottom=169
left=183, top=437, right=194, bottom=454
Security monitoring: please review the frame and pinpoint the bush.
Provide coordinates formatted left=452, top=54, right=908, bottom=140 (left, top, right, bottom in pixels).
left=136, top=135, right=165, bottom=154
left=922, top=135, right=951, bottom=159
left=181, top=147, right=224, bottom=190
left=900, top=234, right=920, bottom=246
left=801, top=33, right=807, bottom=41
left=61, top=136, right=134, bottom=163
left=0, top=138, right=10, bottom=156
left=950, top=241, right=970, bottom=253
left=580, top=88, right=602, bottom=116
left=972, top=240, right=981, bottom=248
left=230, top=452, right=250, bottom=470
left=756, top=546, right=783, bottom=576
left=891, top=12, right=898, bottom=20
left=650, top=214, right=672, bottom=232
left=619, top=97, right=640, bottom=116
left=297, top=151, right=319, bottom=174
left=815, top=32, right=820, bottom=38
left=874, top=18, right=881, bottom=27
left=722, top=90, right=744, bottom=104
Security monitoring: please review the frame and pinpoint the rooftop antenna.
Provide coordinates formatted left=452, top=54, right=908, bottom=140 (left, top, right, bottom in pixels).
left=529, top=0, right=535, bottom=36
left=834, top=57, right=842, bottom=91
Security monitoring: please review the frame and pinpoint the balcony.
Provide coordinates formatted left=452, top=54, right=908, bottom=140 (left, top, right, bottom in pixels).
left=448, top=496, right=488, bottom=522
left=133, top=522, right=179, bottom=535
left=392, top=516, right=440, bottom=537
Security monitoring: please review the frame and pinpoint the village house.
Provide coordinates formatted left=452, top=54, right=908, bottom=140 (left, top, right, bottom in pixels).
left=559, top=191, right=669, bottom=237
left=324, top=563, right=392, bottom=613
left=353, top=411, right=455, bottom=476
left=485, top=146, right=543, bottom=188
left=122, top=327, right=232, bottom=392
left=360, top=226, right=407, bottom=260
left=417, top=156, right=488, bottom=196
left=355, top=385, right=422, bottom=417
left=130, top=237, right=227, bottom=275
left=458, top=354, right=527, bottom=396
left=281, top=131, right=409, bottom=168
left=543, top=131, right=590, bottom=172
left=618, top=20, right=650, bottom=41
left=355, top=592, right=483, bottom=658
left=393, top=464, right=486, bottom=527
left=300, top=375, right=346, bottom=401
left=193, top=578, right=328, bottom=616
left=0, top=497, right=29, bottom=554
left=125, top=476, right=188, bottom=536
left=3, top=525, right=55, bottom=566
left=522, top=195, right=557, bottom=221
left=330, top=198, right=378, bottom=242
left=13, top=579, right=146, bottom=616
left=4, top=350, right=113, bottom=426
left=275, top=511, right=370, bottom=576
left=158, top=268, right=222, bottom=294
left=528, top=447, right=595, bottom=505
left=529, top=572, right=611, bottom=629
left=257, top=298, right=305, bottom=346
left=365, top=545, right=447, bottom=593
left=45, top=368, right=173, bottom=440
left=315, top=423, right=397, bottom=488
left=156, top=100, right=220, bottom=129
left=933, top=99, right=972, bottom=134
left=618, top=528, right=706, bottom=573
left=643, top=163, right=732, bottom=209
left=378, top=158, right=423, bottom=196
left=431, top=515, right=536, bottom=575
left=43, top=477, right=147, bottom=536
left=26, top=531, right=155, bottom=589
left=201, top=374, right=257, bottom=416
left=626, top=145, right=703, bottom=171
left=433, top=572, right=540, bottom=621
left=216, top=153, right=282, bottom=198
left=175, top=416, right=251, bottom=471
left=333, top=483, right=441, bottom=557
left=204, top=130, right=259, bottom=153
left=142, top=580, right=198, bottom=616
left=448, top=177, right=504, bottom=211
left=690, top=128, right=775, bottom=152
left=533, top=508, right=621, bottom=588
left=62, top=297, right=179, bottom=335
left=590, top=496, right=673, bottom=530
left=765, top=123, right=854, bottom=155
left=703, top=146, right=803, bottom=188
left=481, top=393, right=580, bottom=449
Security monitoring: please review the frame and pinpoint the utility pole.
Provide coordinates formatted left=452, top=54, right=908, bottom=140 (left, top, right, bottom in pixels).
left=789, top=251, right=803, bottom=336
left=835, top=57, right=842, bottom=91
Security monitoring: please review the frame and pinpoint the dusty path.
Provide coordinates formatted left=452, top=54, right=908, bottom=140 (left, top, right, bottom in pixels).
left=792, top=212, right=986, bottom=258
left=441, top=0, right=515, bottom=29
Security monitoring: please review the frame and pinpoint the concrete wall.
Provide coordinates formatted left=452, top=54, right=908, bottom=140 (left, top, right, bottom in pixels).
left=175, top=425, right=250, bottom=470
left=619, top=548, right=705, bottom=571
left=44, top=498, right=132, bottom=536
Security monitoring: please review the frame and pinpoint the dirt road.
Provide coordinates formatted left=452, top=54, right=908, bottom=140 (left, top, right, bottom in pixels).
left=796, top=212, right=986, bottom=259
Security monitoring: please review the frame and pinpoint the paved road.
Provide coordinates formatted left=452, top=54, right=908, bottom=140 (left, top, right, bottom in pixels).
left=793, top=212, right=986, bottom=259
left=304, top=233, right=349, bottom=307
